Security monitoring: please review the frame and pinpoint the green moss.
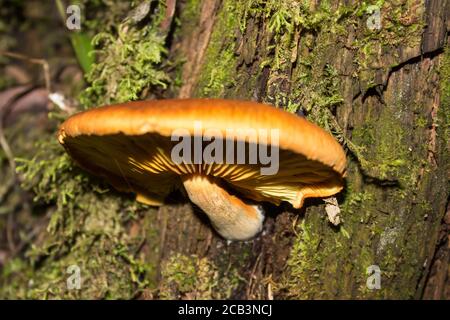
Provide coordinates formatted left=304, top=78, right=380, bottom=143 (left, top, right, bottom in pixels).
left=439, top=46, right=450, bottom=151
left=225, top=0, right=342, bottom=120
left=234, top=2, right=431, bottom=298
left=280, top=220, right=322, bottom=299
left=80, top=1, right=170, bottom=107
left=297, top=63, right=344, bottom=129
left=281, top=147, right=429, bottom=299
left=351, top=92, right=425, bottom=186
left=195, top=0, right=240, bottom=97
left=159, top=253, right=242, bottom=299
left=1, top=1, right=173, bottom=299
left=0, top=132, right=158, bottom=298
left=352, top=0, right=425, bottom=91
left=341, top=190, right=374, bottom=216
left=414, top=115, right=428, bottom=128
left=280, top=216, right=372, bottom=299
left=0, top=190, right=157, bottom=299
left=259, top=0, right=426, bottom=115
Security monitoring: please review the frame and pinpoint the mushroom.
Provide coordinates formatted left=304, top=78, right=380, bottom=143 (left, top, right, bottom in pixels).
left=57, top=99, right=346, bottom=240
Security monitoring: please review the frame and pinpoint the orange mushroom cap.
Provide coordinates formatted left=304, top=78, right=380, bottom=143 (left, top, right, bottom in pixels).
left=58, top=99, right=346, bottom=240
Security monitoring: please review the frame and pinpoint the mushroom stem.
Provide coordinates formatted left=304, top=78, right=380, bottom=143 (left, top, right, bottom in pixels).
left=181, top=174, right=264, bottom=241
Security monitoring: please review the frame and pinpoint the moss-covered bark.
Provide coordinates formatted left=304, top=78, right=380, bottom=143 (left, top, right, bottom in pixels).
left=1, top=0, right=448, bottom=299
left=171, top=0, right=449, bottom=299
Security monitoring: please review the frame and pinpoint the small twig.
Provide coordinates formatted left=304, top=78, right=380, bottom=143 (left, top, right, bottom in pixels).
left=0, top=175, right=15, bottom=204
left=160, top=0, right=177, bottom=32
left=0, top=129, right=15, bottom=173
left=326, top=109, right=372, bottom=170
left=55, top=0, right=68, bottom=23
left=292, top=215, right=300, bottom=237
left=0, top=86, right=35, bottom=175
left=246, top=251, right=262, bottom=298
left=267, top=282, right=273, bottom=300
left=0, top=51, right=51, bottom=92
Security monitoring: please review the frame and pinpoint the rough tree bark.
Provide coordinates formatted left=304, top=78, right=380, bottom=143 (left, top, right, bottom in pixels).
left=138, top=0, right=449, bottom=299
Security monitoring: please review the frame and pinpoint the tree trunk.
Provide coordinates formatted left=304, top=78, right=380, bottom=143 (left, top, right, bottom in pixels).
left=150, top=0, right=449, bottom=299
